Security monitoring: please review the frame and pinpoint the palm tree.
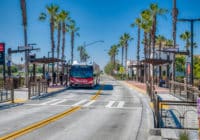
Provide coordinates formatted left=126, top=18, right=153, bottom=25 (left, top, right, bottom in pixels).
left=149, top=3, right=168, bottom=59
left=131, top=18, right=142, bottom=81
left=119, top=33, right=133, bottom=70
left=172, top=0, right=178, bottom=83
left=69, top=20, right=80, bottom=64
left=180, top=31, right=191, bottom=51
left=156, top=35, right=166, bottom=81
left=20, top=0, right=29, bottom=87
left=55, top=12, right=62, bottom=74
left=77, top=46, right=90, bottom=62
left=60, top=10, right=69, bottom=73
left=119, top=39, right=125, bottom=67
left=39, top=4, right=59, bottom=73
left=149, top=3, right=167, bottom=99
left=165, top=39, right=173, bottom=47
left=108, top=45, right=119, bottom=68
left=141, top=9, right=153, bottom=83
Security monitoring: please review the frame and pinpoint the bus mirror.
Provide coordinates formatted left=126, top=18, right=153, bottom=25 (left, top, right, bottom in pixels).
left=93, top=74, right=96, bottom=77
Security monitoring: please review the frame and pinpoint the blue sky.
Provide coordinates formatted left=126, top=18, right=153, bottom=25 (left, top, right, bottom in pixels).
left=0, top=0, right=200, bottom=69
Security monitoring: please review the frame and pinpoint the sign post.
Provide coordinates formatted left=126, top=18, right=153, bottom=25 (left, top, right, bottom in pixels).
left=0, top=43, right=5, bottom=82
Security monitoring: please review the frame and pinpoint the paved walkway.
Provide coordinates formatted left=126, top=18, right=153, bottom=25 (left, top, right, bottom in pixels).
left=125, top=80, right=198, bottom=140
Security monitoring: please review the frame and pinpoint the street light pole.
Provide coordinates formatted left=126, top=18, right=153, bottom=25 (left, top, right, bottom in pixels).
left=178, top=18, right=200, bottom=85
left=82, top=40, right=104, bottom=63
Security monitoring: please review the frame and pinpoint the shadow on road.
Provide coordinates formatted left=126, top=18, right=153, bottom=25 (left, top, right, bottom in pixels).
left=0, top=103, right=24, bottom=111
left=69, top=84, right=113, bottom=91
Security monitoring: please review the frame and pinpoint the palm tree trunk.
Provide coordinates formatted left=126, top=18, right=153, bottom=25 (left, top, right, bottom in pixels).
left=71, top=31, right=74, bottom=64
left=172, top=0, right=178, bottom=91
left=159, top=42, right=162, bottom=82
left=61, top=21, right=65, bottom=73
left=50, top=17, right=55, bottom=74
left=144, top=32, right=147, bottom=82
left=121, top=47, right=124, bottom=66
left=125, top=44, right=128, bottom=71
left=20, top=0, right=29, bottom=87
left=136, top=27, right=140, bottom=81
left=57, top=22, right=61, bottom=76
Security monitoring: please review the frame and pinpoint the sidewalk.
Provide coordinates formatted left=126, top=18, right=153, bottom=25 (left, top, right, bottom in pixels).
left=125, top=80, right=198, bottom=140
left=1, top=84, right=67, bottom=104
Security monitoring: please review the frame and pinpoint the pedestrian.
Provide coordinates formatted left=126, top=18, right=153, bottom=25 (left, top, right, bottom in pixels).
left=45, top=72, right=50, bottom=87
left=53, top=72, right=57, bottom=86
left=59, top=72, right=63, bottom=85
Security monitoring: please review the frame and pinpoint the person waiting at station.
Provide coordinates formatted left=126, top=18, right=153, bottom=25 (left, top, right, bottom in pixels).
left=45, top=72, right=51, bottom=87
left=59, top=72, right=63, bottom=85
left=52, top=72, right=57, bottom=86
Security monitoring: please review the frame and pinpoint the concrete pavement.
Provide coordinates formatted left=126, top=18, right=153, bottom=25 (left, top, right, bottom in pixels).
left=125, top=80, right=198, bottom=140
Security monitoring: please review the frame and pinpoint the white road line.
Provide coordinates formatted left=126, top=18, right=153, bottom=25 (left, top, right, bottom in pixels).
left=72, top=99, right=87, bottom=106
left=105, top=101, right=115, bottom=108
left=117, top=101, right=125, bottom=108
left=40, top=99, right=60, bottom=105
left=50, top=99, right=67, bottom=105
left=83, top=100, right=96, bottom=107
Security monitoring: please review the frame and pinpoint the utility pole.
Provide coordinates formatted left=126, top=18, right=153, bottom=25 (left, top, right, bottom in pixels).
left=178, top=18, right=200, bottom=85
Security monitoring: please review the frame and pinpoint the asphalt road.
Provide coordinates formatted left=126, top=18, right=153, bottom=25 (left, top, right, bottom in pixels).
left=0, top=75, right=154, bottom=140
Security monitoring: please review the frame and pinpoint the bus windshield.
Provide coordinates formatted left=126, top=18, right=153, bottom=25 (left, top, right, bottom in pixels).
left=70, top=65, right=93, bottom=78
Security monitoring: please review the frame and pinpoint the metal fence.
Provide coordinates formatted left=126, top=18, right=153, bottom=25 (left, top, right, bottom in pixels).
left=0, top=79, right=14, bottom=103
left=28, top=80, right=48, bottom=99
left=154, top=95, right=197, bottom=130
left=169, top=81, right=200, bottom=101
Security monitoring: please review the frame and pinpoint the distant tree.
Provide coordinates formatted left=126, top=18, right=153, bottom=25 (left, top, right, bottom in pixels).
left=131, top=18, right=142, bottom=81
left=108, top=44, right=119, bottom=68
left=77, top=46, right=90, bottom=62
left=180, top=31, right=191, bottom=51
left=175, top=55, right=186, bottom=73
left=194, top=56, right=200, bottom=79
left=119, top=33, right=133, bottom=69
left=11, top=66, right=18, bottom=73
left=69, top=20, right=80, bottom=64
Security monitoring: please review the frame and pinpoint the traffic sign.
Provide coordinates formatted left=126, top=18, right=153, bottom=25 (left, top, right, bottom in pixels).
left=119, top=67, right=125, bottom=74
left=0, top=43, right=5, bottom=65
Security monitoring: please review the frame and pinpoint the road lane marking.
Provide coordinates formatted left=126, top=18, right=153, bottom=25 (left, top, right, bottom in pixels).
left=83, top=100, right=96, bottom=107
left=50, top=99, right=67, bottom=105
left=0, top=84, right=106, bottom=139
left=72, top=99, right=87, bottom=106
left=90, top=85, right=104, bottom=100
left=0, top=106, right=81, bottom=140
left=105, top=101, right=115, bottom=108
left=40, top=99, right=60, bottom=105
left=117, top=101, right=125, bottom=108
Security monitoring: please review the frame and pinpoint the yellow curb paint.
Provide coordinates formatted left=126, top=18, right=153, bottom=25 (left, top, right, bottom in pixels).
left=150, top=102, right=154, bottom=109
left=14, top=98, right=27, bottom=103
left=149, top=102, right=169, bottom=110
left=90, top=85, right=104, bottom=100
left=125, top=82, right=146, bottom=94
left=0, top=106, right=81, bottom=140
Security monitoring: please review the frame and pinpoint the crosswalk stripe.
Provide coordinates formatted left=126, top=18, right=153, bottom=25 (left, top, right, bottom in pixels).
left=50, top=99, right=67, bottom=105
left=106, top=101, right=115, bottom=108
left=72, top=99, right=87, bottom=106
left=83, top=100, right=96, bottom=107
left=117, top=101, right=125, bottom=108
left=40, top=99, right=60, bottom=105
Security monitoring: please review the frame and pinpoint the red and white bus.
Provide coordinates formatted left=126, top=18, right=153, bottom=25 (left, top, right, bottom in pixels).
left=69, top=62, right=100, bottom=88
